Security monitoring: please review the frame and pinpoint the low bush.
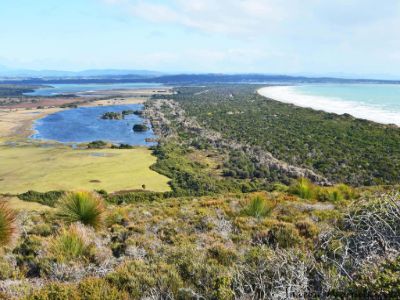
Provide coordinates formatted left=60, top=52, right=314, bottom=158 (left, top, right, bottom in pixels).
left=107, top=260, right=183, bottom=298
left=25, top=282, right=79, bottom=300
left=78, top=277, right=129, bottom=300
left=105, top=207, right=129, bottom=227
left=295, top=220, right=319, bottom=239
left=49, top=224, right=94, bottom=263
left=265, top=221, right=303, bottom=248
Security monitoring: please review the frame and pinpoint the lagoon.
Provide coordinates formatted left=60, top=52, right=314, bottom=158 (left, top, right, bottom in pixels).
left=31, top=104, right=156, bottom=145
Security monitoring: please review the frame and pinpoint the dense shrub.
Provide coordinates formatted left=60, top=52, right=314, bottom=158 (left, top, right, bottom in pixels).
left=344, top=255, right=400, bottom=298
left=132, top=124, right=149, bottom=132
left=87, top=140, right=107, bottom=149
left=107, top=190, right=168, bottom=204
left=18, top=190, right=65, bottom=207
left=107, top=260, right=183, bottom=298
left=265, top=221, right=303, bottom=248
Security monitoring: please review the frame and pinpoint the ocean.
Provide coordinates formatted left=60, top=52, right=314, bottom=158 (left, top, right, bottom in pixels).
left=258, top=84, right=400, bottom=125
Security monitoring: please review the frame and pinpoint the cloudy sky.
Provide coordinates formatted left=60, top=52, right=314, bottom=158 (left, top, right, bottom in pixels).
left=1, top=0, right=399, bottom=77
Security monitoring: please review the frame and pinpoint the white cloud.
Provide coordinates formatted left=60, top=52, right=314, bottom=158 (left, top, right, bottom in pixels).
left=101, top=0, right=400, bottom=40
left=97, top=0, right=400, bottom=74
left=101, top=0, right=292, bottom=36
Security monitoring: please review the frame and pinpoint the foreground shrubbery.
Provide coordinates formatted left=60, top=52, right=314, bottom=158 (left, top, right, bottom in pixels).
left=1, top=190, right=400, bottom=298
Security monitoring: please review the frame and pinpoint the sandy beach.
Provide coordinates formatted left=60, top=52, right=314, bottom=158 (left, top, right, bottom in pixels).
left=257, top=85, right=400, bottom=126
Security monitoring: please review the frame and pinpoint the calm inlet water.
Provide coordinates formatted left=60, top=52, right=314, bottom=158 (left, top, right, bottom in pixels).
left=32, top=104, right=156, bottom=145
left=258, top=84, right=400, bottom=125
left=25, top=83, right=163, bottom=96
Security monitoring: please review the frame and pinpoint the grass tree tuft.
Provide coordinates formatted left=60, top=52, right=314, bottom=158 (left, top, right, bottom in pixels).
left=243, top=195, right=275, bottom=219
left=57, top=191, right=105, bottom=230
left=290, top=178, right=315, bottom=200
left=0, top=202, right=17, bottom=247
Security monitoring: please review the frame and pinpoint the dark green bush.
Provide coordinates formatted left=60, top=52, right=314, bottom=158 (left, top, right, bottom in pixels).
left=18, top=190, right=65, bottom=207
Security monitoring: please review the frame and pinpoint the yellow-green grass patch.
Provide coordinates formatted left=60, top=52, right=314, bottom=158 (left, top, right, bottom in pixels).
left=0, top=145, right=170, bottom=194
left=1, top=196, right=52, bottom=212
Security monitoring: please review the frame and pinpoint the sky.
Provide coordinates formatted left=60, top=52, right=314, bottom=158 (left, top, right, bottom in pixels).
left=0, top=0, right=400, bottom=77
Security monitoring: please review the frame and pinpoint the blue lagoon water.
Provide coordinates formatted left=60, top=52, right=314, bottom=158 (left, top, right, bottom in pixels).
left=258, top=84, right=400, bottom=125
left=32, top=104, right=156, bottom=145
left=25, top=83, right=163, bottom=96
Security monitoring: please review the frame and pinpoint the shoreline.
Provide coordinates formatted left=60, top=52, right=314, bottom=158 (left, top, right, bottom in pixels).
left=257, top=85, right=400, bottom=126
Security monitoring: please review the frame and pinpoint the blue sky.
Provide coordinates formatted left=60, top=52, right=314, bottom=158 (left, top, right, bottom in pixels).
left=1, top=0, right=400, bottom=76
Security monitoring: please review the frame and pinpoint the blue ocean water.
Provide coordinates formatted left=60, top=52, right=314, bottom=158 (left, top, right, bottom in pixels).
left=259, top=84, right=400, bottom=125
left=32, top=104, right=156, bottom=145
left=25, top=83, right=163, bottom=96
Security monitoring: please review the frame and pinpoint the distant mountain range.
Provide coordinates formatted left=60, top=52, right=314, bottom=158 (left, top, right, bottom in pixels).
left=0, top=66, right=399, bottom=85
left=0, top=65, right=164, bottom=79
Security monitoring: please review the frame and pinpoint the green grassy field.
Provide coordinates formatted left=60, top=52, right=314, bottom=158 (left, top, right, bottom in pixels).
left=1, top=196, right=52, bottom=211
left=0, top=144, right=171, bottom=194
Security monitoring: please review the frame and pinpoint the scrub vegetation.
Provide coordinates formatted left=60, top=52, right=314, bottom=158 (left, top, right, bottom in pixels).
left=1, top=84, right=400, bottom=298
left=167, top=85, right=400, bottom=186
left=1, top=188, right=400, bottom=299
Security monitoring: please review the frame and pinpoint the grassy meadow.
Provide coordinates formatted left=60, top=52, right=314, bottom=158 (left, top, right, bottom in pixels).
left=1, top=196, right=52, bottom=212
left=0, top=144, right=170, bottom=194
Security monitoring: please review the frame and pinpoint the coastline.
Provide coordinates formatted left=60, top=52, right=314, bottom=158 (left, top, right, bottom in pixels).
left=257, top=85, right=400, bottom=126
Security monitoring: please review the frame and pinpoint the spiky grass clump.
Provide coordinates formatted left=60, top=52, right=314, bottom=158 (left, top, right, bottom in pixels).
left=57, top=191, right=105, bottom=230
left=290, top=178, right=315, bottom=200
left=50, top=224, right=94, bottom=263
left=328, top=189, right=344, bottom=202
left=0, top=202, right=17, bottom=247
left=243, top=195, right=274, bottom=219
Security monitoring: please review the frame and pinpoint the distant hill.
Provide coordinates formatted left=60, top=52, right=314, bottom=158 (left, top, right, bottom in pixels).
left=0, top=67, right=164, bottom=79
left=1, top=71, right=399, bottom=85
